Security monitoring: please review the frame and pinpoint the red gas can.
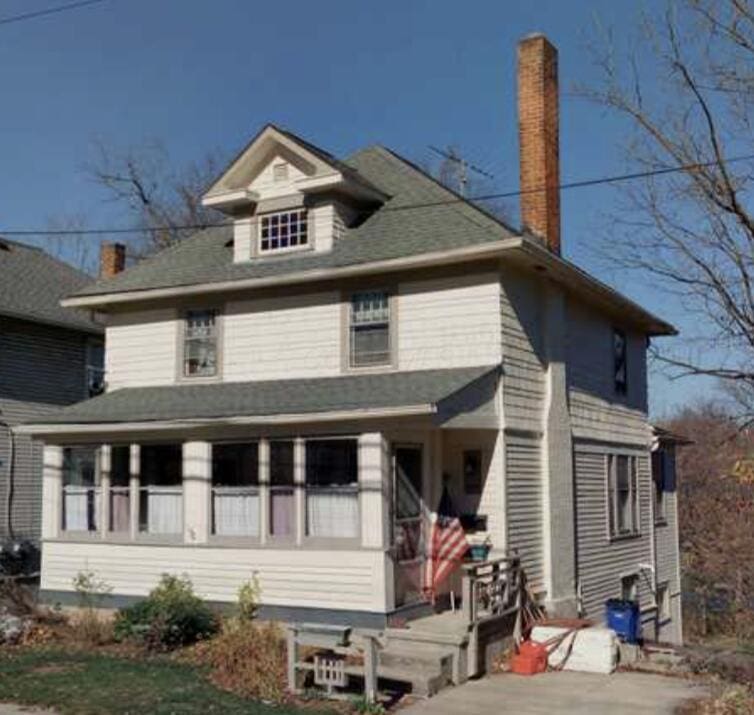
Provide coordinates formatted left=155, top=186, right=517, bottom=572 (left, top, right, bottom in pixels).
left=510, top=640, right=548, bottom=675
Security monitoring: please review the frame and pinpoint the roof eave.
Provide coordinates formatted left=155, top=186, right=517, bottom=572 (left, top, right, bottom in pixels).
left=0, top=308, right=103, bottom=336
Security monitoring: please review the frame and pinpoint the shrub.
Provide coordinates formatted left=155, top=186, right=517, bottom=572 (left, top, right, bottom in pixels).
left=113, top=574, right=218, bottom=650
left=71, top=570, right=113, bottom=645
left=237, top=575, right=261, bottom=623
left=191, top=620, right=287, bottom=702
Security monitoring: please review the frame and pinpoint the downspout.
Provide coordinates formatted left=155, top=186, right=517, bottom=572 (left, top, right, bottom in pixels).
left=0, top=416, right=15, bottom=540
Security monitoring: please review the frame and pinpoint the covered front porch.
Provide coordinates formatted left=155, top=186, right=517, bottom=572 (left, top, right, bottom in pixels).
left=26, top=366, right=508, bottom=626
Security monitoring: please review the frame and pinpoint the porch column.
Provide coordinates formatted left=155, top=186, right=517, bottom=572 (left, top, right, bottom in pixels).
left=183, top=441, right=211, bottom=544
left=258, top=439, right=270, bottom=545
left=129, top=444, right=140, bottom=539
left=293, top=437, right=305, bottom=545
left=99, top=445, right=111, bottom=539
left=541, top=282, right=577, bottom=616
left=358, top=433, right=389, bottom=549
left=41, top=444, right=63, bottom=540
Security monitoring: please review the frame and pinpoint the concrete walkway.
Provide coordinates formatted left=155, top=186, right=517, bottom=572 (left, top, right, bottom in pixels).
left=401, top=671, right=709, bottom=714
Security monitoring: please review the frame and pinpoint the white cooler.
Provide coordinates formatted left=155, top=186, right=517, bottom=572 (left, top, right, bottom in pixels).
left=530, top=625, right=618, bottom=674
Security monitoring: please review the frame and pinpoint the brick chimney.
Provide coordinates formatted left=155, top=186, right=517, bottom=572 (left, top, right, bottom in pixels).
left=518, top=33, right=560, bottom=254
left=99, top=242, right=126, bottom=278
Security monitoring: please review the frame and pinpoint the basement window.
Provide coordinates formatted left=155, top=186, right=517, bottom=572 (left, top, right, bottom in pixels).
left=259, top=209, right=308, bottom=253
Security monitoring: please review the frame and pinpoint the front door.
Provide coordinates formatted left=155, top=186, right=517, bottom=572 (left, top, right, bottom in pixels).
left=392, top=445, right=425, bottom=608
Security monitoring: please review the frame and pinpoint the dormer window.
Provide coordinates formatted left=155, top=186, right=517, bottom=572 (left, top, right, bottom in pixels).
left=259, top=210, right=309, bottom=254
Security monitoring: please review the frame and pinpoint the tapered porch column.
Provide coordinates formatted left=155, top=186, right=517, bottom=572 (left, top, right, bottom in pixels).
left=41, top=444, right=63, bottom=540
left=183, top=441, right=211, bottom=544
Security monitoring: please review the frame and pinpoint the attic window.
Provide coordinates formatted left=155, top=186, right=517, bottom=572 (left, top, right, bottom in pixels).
left=273, top=162, right=288, bottom=182
left=259, top=210, right=308, bottom=253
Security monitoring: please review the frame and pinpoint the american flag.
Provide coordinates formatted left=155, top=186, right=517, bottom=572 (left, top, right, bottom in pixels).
left=423, top=488, right=468, bottom=601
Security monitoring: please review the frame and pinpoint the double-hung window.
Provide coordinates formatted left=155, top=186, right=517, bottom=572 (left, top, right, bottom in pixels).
left=183, top=310, right=218, bottom=378
left=62, top=447, right=99, bottom=532
left=651, top=449, right=668, bottom=523
left=607, top=454, right=639, bottom=537
left=613, top=328, right=628, bottom=395
left=211, top=442, right=259, bottom=537
left=109, top=445, right=131, bottom=533
left=259, top=210, right=308, bottom=253
left=85, top=339, right=105, bottom=396
left=269, top=440, right=295, bottom=538
left=305, top=439, right=359, bottom=539
left=350, top=291, right=391, bottom=367
left=139, top=444, right=183, bottom=535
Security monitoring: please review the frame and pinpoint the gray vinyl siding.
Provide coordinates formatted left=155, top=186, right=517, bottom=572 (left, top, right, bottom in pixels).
left=505, top=434, right=544, bottom=592
left=655, top=490, right=682, bottom=643
left=0, top=317, right=91, bottom=541
left=573, top=445, right=654, bottom=622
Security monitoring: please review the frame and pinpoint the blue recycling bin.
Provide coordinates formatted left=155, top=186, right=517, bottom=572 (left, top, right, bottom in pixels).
left=605, top=598, right=640, bottom=643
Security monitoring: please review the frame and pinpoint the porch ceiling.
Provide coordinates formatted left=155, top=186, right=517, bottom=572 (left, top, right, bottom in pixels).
left=20, top=365, right=500, bottom=435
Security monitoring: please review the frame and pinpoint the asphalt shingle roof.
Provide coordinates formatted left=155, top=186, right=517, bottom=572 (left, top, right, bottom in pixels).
left=70, top=146, right=517, bottom=299
left=0, top=239, right=102, bottom=333
left=34, top=365, right=498, bottom=425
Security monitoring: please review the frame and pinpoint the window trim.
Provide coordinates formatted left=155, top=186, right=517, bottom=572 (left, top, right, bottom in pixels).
left=177, top=307, right=223, bottom=383
left=257, top=208, right=310, bottom=255
left=606, top=453, right=640, bottom=540
left=343, top=287, right=397, bottom=372
left=60, top=445, right=100, bottom=535
left=209, top=441, right=261, bottom=541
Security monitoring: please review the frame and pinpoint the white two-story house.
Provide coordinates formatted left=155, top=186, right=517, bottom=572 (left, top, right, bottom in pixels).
left=24, top=35, right=683, bottom=648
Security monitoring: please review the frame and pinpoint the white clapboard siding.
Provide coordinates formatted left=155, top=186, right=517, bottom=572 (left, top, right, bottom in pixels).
left=41, top=541, right=389, bottom=612
left=573, top=447, right=653, bottom=620
left=398, top=273, right=501, bottom=371
left=566, top=301, right=649, bottom=444
left=105, top=309, right=178, bottom=390
left=505, top=435, right=544, bottom=591
left=223, top=292, right=341, bottom=381
left=499, top=268, right=546, bottom=434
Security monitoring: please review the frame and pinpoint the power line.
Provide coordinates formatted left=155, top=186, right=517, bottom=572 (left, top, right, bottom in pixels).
left=0, top=0, right=106, bottom=27
left=2, top=153, right=753, bottom=238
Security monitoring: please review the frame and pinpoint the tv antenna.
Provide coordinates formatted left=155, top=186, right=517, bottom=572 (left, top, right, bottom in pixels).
left=428, top=145, right=495, bottom=197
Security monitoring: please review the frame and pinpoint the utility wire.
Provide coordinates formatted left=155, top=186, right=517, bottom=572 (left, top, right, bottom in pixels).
left=2, top=153, right=754, bottom=237
left=0, top=0, right=106, bottom=27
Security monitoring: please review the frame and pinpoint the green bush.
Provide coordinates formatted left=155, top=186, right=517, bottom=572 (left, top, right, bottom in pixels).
left=113, top=574, right=218, bottom=650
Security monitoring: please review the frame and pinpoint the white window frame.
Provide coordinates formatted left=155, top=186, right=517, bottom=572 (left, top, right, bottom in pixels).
left=258, top=209, right=309, bottom=254
left=61, top=446, right=100, bottom=533
left=606, top=454, right=640, bottom=538
left=621, top=572, right=639, bottom=601
left=348, top=290, right=393, bottom=369
left=181, top=309, right=220, bottom=380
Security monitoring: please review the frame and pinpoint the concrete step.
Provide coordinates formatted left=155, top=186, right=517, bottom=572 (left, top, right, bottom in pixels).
left=379, top=640, right=456, bottom=670
left=385, top=625, right=469, bottom=648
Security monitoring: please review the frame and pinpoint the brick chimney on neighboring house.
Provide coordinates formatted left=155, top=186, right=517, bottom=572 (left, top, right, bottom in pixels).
left=518, top=33, right=561, bottom=254
left=99, top=242, right=126, bottom=278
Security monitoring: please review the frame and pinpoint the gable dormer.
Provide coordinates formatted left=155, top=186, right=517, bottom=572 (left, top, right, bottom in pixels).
left=202, top=125, right=387, bottom=263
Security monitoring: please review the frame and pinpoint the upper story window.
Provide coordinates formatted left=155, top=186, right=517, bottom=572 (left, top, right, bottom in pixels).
left=607, top=454, right=639, bottom=538
left=259, top=210, right=308, bottom=253
left=86, top=339, right=105, bottom=397
left=613, top=328, right=628, bottom=395
left=183, top=310, right=218, bottom=378
left=350, top=291, right=391, bottom=368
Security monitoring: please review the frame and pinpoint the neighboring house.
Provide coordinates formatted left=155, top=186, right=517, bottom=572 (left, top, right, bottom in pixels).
left=0, top=239, right=103, bottom=546
left=23, top=35, right=683, bottom=647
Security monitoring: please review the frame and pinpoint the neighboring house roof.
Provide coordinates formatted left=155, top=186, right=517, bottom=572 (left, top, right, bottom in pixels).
left=20, top=365, right=497, bottom=432
left=0, top=238, right=102, bottom=335
left=59, top=128, right=675, bottom=336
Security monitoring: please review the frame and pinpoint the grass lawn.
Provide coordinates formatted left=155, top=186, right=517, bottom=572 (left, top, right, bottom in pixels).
left=0, top=648, right=335, bottom=715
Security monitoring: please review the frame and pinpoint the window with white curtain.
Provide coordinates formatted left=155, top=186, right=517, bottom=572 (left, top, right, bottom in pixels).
left=109, top=445, right=130, bottom=533
left=139, top=444, right=183, bottom=535
left=212, top=442, right=259, bottom=537
left=269, top=440, right=295, bottom=538
left=305, top=439, right=359, bottom=539
left=62, top=446, right=99, bottom=532
left=607, top=454, right=639, bottom=537
left=350, top=291, right=391, bottom=367
left=183, top=310, right=218, bottom=378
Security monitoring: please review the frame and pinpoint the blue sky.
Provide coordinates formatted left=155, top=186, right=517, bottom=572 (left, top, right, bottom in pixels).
left=0, top=0, right=717, bottom=415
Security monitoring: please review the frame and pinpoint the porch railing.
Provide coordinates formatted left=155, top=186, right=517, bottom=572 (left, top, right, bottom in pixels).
left=461, top=554, right=524, bottom=643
